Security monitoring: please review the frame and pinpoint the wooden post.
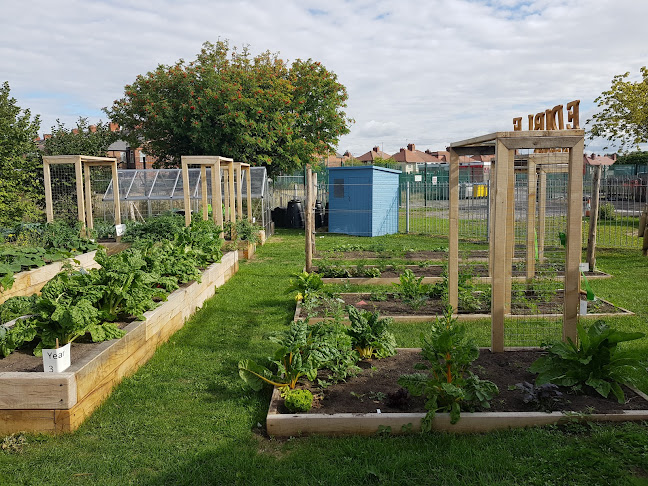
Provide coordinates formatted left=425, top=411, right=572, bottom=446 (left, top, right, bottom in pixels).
left=538, top=169, right=547, bottom=262
left=643, top=219, right=648, bottom=256
left=586, top=165, right=601, bottom=270
left=181, top=158, right=191, bottom=227
left=526, top=159, right=537, bottom=279
left=564, top=138, right=584, bottom=344
left=74, top=157, right=87, bottom=234
left=305, top=167, right=313, bottom=273
left=504, top=148, right=515, bottom=314
left=491, top=140, right=510, bottom=352
left=488, top=160, right=496, bottom=278
left=211, top=160, right=223, bottom=238
left=229, top=162, right=236, bottom=223
left=44, top=159, right=54, bottom=223
left=235, top=164, right=243, bottom=219
left=200, top=165, right=208, bottom=220
left=84, top=165, right=94, bottom=231
left=245, top=167, right=252, bottom=220
left=110, top=160, right=122, bottom=242
left=448, top=148, right=460, bottom=313
left=223, top=167, right=230, bottom=223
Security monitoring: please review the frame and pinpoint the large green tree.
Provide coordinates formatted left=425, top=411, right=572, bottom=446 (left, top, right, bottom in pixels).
left=615, top=150, right=648, bottom=165
left=0, top=81, right=42, bottom=227
left=587, top=67, right=648, bottom=151
left=43, top=117, right=119, bottom=156
left=106, top=41, right=352, bottom=174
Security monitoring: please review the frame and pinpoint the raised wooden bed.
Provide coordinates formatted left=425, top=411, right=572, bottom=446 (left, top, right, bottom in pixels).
left=266, top=348, right=648, bottom=437
left=318, top=265, right=612, bottom=285
left=294, top=293, right=634, bottom=324
left=238, top=242, right=256, bottom=260
left=0, top=251, right=99, bottom=305
left=0, top=251, right=239, bottom=435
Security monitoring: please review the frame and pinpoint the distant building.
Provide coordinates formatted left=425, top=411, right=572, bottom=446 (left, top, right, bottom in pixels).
left=391, top=144, right=436, bottom=173
left=356, top=146, right=393, bottom=164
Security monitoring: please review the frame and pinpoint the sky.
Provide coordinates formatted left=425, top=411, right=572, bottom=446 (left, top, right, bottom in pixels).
left=2, top=0, right=647, bottom=156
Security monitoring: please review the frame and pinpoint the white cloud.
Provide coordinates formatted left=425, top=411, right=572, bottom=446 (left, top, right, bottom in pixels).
left=1, top=0, right=646, bottom=156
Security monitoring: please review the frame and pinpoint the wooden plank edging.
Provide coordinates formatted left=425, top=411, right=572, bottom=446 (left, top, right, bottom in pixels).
left=0, top=251, right=239, bottom=435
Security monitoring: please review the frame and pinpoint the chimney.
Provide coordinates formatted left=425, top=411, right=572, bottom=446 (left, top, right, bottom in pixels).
left=400, top=148, right=406, bottom=153
left=89, top=125, right=97, bottom=133
left=372, top=146, right=379, bottom=153
left=343, top=150, right=351, bottom=157
left=407, top=143, right=415, bottom=151
left=109, top=122, right=120, bottom=132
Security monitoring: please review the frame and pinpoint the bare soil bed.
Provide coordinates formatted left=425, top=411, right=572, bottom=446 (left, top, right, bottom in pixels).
left=299, top=291, right=626, bottom=318
left=275, top=349, right=648, bottom=415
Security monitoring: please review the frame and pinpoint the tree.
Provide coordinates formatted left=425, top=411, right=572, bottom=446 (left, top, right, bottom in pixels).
left=587, top=67, right=648, bottom=151
left=42, top=117, right=119, bottom=157
left=0, top=81, right=42, bottom=227
left=616, top=150, right=648, bottom=165
left=106, top=41, right=352, bottom=175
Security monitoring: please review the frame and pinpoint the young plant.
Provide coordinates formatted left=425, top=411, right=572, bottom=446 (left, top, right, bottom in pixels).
left=529, top=320, right=646, bottom=403
left=514, top=382, right=566, bottom=412
left=398, top=306, right=498, bottom=427
left=395, top=269, right=426, bottom=309
left=287, top=271, right=323, bottom=301
left=284, top=389, right=313, bottom=412
left=346, top=306, right=396, bottom=359
left=238, top=320, right=318, bottom=390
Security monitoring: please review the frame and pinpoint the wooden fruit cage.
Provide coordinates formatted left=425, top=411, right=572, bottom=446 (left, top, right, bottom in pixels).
left=447, top=130, right=585, bottom=351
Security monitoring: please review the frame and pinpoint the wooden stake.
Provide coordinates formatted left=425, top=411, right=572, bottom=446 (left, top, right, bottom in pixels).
left=448, top=149, right=460, bottom=312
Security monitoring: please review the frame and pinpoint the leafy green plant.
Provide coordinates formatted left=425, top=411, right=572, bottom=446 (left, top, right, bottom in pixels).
left=529, top=320, right=646, bottom=403
left=398, top=306, right=498, bottom=427
left=395, top=269, right=426, bottom=309
left=598, top=202, right=616, bottom=220
left=284, top=389, right=313, bottom=412
left=287, top=271, right=323, bottom=301
left=0, top=295, right=37, bottom=325
left=346, top=306, right=396, bottom=359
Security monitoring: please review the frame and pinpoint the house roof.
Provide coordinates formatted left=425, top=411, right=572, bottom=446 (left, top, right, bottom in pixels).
left=584, top=154, right=616, bottom=166
left=391, top=143, right=436, bottom=163
left=357, top=146, right=393, bottom=162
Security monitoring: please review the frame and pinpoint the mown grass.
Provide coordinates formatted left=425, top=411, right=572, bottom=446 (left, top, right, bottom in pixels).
left=1, top=229, right=647, bottom=485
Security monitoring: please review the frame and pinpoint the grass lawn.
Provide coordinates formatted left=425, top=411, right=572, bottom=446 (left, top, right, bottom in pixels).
left=1, top=229, right=647, bottom=485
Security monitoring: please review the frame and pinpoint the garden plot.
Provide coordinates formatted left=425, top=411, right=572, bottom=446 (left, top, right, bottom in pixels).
left=267, top=348, right=648, bottom=436
left=0, top=250, right=99, bottom=304
left=0, top=251, right=239, bottom=435
left=295, top=289, right=632, bottom=324
left=314, top=262, right=611, bottom=285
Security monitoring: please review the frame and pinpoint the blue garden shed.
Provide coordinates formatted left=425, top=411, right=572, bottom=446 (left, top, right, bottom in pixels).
left=328, top=166, right=401, bottom=236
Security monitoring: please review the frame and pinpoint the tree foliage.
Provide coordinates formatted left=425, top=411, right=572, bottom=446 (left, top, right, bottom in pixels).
left=587, top=67, right=648, bottom=151
left=42, top=117, right=119, bottom=157
left=616, top=150, right=648, bottom=165
left=0, top=81, right=42, bottom=227
left=106, top=41, right=352, bottom=174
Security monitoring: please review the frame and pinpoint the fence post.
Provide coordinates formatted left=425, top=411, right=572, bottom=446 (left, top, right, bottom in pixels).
left=406, top=181, right=410, bottom=234
left=586, top=165, right=601, bottom=270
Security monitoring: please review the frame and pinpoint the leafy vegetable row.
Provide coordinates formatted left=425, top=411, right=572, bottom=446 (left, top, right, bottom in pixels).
left=0, top=218, right=223, bottom=357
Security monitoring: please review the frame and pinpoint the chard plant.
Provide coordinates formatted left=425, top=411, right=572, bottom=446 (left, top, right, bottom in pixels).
left=287, top=271, right=323, bottom=302
left=398, top=306, right=498, bottom=427
left=346, top=306, right=396, bottom=359
left=529, top=320, right=646, bottom=403
left=395, top=269, right=427, bottom=309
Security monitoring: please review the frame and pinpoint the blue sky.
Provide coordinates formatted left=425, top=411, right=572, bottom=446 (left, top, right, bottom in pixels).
left=2, top=0, right=646, bottom=155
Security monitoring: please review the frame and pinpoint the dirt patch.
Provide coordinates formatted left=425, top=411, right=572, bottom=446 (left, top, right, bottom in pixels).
left=276, top=349, right=648, bottom=415
left=301, top=292, right=623, bottom=317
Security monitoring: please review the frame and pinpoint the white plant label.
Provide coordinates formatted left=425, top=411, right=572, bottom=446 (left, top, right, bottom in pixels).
left=115, top=224, right=126, bottom=236
left=43, top=343, right=71, bottom=373
left=579, top=262, right=590, bottom=272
